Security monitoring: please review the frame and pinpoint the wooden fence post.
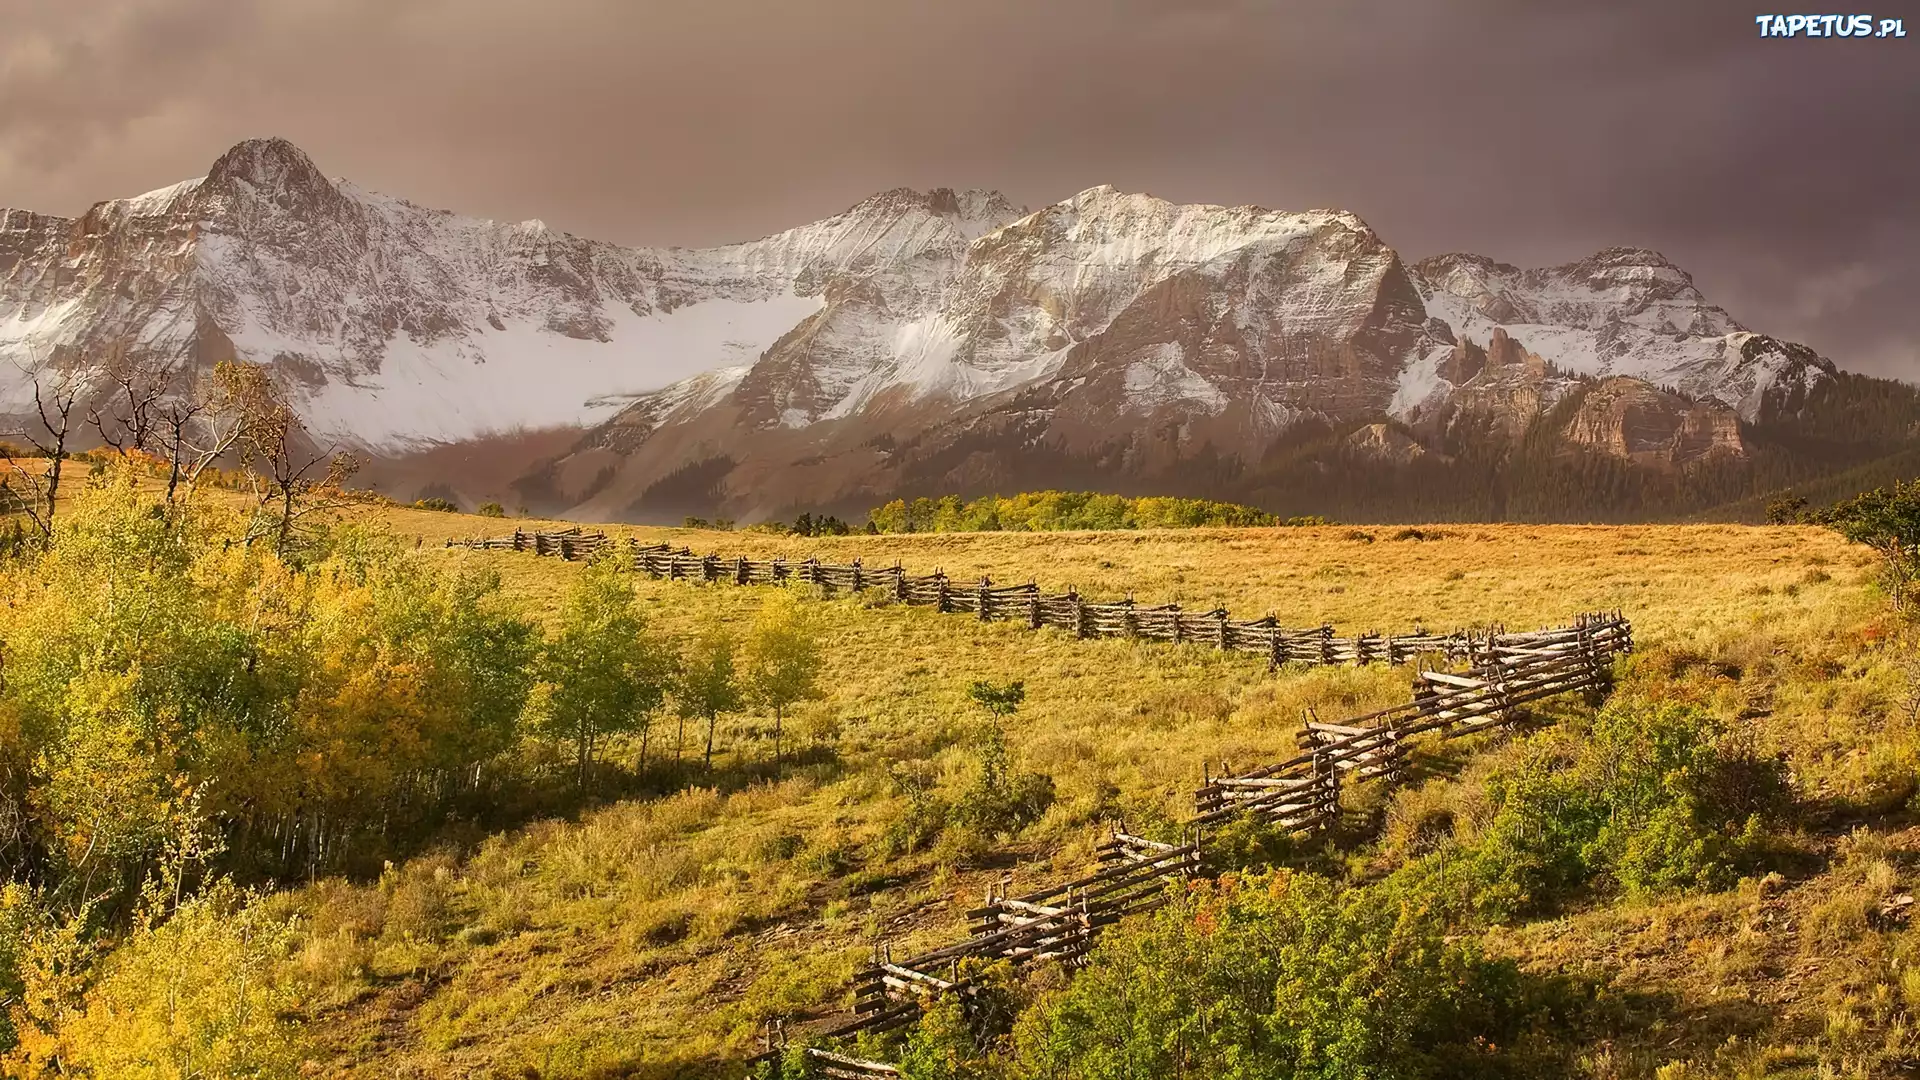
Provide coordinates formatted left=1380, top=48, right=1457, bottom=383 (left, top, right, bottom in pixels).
left=893, top=564, right=906, bottom=603
left=1170, top=606, right=1183, bottom=645
left=1215, top=609, right=1229, bottom=650
left=1072, top=591, right=1087, bottom=639
left=1318, top=624, right=1335, bottom=666
left=512, top=529, right=526, bottom=552
left=736, top=556, right=750, bottom=585
left=935, top=572, right=950, bottom=613
left=1266, top=616, right=1283, bottom=672
left=977, top=577, right=991, bottom=622
left=1316, top=750, right=1341, bottom=831
left=1028, top=583, right=1041, bottom=630
left=1121, top=596, right=1136, bottom=640
left=851, top=559, right=863, bottom=592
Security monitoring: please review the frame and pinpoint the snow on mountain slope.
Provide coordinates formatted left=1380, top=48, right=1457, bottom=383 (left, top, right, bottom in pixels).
left=1, top=135, right=1847, bottom=498
left=655, top=184, right=1424, bottom=440
left=568, top=187, right=1435, bottom=518
left=0, top=139, right=1017, bottom=450
left=1409, top=249, right=1834, bottom=420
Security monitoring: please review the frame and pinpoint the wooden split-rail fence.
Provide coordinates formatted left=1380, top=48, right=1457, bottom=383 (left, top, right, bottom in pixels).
left=749, top=612, right=1632, bottom=1067
left=451, top=528, right=1545, bottom=671
left=754, top=1023, right=899, bottom=1078
left=448, top=529, right=1634, bottom=1070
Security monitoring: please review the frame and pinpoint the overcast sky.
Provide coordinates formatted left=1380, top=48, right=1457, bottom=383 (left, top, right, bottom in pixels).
left=2, top=0, right=1915, bottom=377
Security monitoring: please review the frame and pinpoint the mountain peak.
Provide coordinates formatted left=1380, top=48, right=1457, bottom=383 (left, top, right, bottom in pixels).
left=207, top=137, right=326, bottom=186
left=1563, top=246, right=1691, bottom=280
left=200, top=137, right=346, bottom=215
left=845, top=186, right=1020, bottom=224
left=1545, top=246, right=1704, bottom=303
left=1581, top=245, right=1678, bottom=266
left=1415, top=252, right=1523, bottom=279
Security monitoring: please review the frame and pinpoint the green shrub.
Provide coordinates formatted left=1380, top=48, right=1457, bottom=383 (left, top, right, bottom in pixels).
left=878, top=763, right=949, bottom=859
left=901, top=1001, right=989, bottom=1078
left=1012, top=870, right=1535, bottom=1079
left=476, top=502, right=506, bottom=518
left=1583, top=700, right=1785, bottom=895
left=954, top=683, right=1053, bottom=840
left=1390, top=700, right=1789, bottom=919
left=1201, top=810, right=1321, bottom=876
left=412, top=497, right=459, bottom=513
left=1448, top=743, right=1605, bottom=918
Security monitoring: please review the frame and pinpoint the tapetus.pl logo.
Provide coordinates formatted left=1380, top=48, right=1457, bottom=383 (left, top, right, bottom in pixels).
left=1754, top=13, right=1906, bottom=36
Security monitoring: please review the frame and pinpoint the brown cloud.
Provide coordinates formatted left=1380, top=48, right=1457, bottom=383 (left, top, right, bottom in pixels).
left=1, top=0, right=1914, bottom=375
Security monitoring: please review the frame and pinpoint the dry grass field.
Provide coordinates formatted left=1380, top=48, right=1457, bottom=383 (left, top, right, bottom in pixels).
left=7, top=463, right=1913, bottom=1077
left=256, top=505, right=1920, bottom=1079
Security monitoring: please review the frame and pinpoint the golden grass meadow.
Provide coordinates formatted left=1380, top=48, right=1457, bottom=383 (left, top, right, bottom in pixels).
left=261, top=507, right=1919, bottom=1078
left=9, top=466, right=1920, bottom=1080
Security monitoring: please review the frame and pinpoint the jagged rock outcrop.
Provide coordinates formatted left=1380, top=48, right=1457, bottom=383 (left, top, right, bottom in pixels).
left=1347, top=422, right=1433, bottom=464
left=1561, top=377, right=1745, bottom=465
left=1422, top=327, right=1575, bottom=439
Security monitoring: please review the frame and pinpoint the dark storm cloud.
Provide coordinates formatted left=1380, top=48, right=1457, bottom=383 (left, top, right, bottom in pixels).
left=2, top=0, right=1914, bottom=375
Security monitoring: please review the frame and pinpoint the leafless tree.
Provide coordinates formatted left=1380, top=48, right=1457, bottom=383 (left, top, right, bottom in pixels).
left=86, top=345, right=172, bottom=456
left=224, top=362, right=360, bottom=556
left=155, top=395, right=209, bottom=503
left=77, top=350, right=255, bottom=507
left=2, top=356, right=84, bottom=537
left=155, top=362, right=264, bottom=506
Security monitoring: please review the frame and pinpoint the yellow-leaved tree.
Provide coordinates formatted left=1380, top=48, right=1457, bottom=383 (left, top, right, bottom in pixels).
left=529, top=556, right=674, bottom=785
left=5, top=880, right=304, bottom=1079
left=741, top=592, right=824, bottom=763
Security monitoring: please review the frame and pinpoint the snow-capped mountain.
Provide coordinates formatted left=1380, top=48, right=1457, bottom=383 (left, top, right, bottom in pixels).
left=0, top=138, right=1019, bottom=450
left=1403, top=249, right=1832, bottom=422
left=0, top=137, right=1862, bottom=521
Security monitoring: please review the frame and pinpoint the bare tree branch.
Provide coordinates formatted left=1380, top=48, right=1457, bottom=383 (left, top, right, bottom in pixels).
left=1, top=349, right=83, bottom=537
left=217, top=362, right=359, bottom=557
left=86, top=344, right=172, bottom=456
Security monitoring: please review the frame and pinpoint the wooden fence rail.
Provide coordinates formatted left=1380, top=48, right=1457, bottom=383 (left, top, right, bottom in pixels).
left=447, top=531, right=1632, bottom=1071
left=449, top=529, right=1593, bottom=672
left=748, top=612, right=1632, bottom=1063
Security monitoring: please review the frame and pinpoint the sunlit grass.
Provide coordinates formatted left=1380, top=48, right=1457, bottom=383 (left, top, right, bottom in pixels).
left=266, top=506, right=1918, bottom=1078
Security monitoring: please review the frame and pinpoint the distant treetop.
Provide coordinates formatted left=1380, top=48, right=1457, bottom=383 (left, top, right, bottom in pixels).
left=866, top=491, right=1325, bottom=533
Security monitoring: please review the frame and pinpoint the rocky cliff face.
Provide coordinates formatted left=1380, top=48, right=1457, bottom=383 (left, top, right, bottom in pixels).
left=1561, top=377, right=1745, bottom=465
left=562, top=187, right=1441, bottom=518
left=0, top=137, right=1852, bottom=519
left=1407, top=248, right=1835, bottom=422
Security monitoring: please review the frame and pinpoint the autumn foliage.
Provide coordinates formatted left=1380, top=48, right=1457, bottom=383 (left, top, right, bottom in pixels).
left=0, top=463, right=812, bottom=1075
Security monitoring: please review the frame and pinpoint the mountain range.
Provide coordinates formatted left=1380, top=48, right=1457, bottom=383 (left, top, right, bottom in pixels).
left=3, top=137, right=1912, bottom=523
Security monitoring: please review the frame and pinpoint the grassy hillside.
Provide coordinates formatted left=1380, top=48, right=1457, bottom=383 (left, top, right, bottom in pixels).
left=249, top=506, right=1917, bottom=1078
left=10, top=474, right=1920, bottom=1079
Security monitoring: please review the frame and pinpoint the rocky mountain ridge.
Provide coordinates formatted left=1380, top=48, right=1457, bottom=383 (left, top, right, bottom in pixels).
left=0, top=137, right=1863, bottom=521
